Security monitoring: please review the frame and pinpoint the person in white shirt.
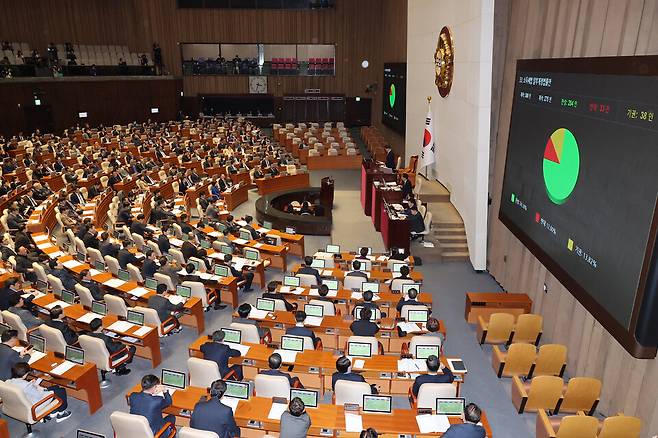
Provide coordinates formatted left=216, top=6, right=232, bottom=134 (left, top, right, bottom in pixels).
left=6, top=362, right=72, bottom=422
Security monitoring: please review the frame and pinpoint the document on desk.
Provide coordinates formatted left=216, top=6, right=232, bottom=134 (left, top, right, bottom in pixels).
left=207, top=231, right=222, bottom=238
left=232, top=260, right=246, bottom=271
left=28, top=351, right=46, bottom=365
left=254, top=243, right=264, bottom=248
left=77, top=312, right=103, bottom=324
left=37, top=242, right=55, bottom=250
left=416, top=414, right=450, bottom=433
left=167, top=295, right=186, bottom=305
left=232, top=238, right=248, bottom=245
left=33, top=234, right=49, bottom=243
left=236, top=220, right=248, bottom=227
left=291, top=287, right=305, bottom=295
left=45, top=300, right=70, bottom=310
left=103, top=278, right=126, bottom=289
left=133, top=326, right=152, bottom=337
left=273, top=349, right=298, bottom=363
left=108, top=321, right=136, bottom=333
left=397, top=322, right=423, bottom=333
left=48, top=251, right=65, bottom=259
left=62, top=260, right=83, bottom=269
left=352, top=359, right=365, bottom=370
left=344, top=413, right=364, bottom=432
left=279, top=286, right=291, bottom=293
left=397, top=358, right=428, bottom=372
left=321, top=269, right=334, bottom=277
left=23, top=291, right=45, bottom=300
left=221, top=396, right=240, bottom=413
left=304, top=316, right=323, bottom=326
left=209, top=252, right=225, bottom=260
left=268, top=402, right=288, bottom=420
left=50, top=360, right=76, bottom=376
left=199, top=273, right=220, bottom=281
left=88, top=269, right=102, bottom=277
left=225, top=342, right=250, bottom=356
left=128, top=287, right=150, bottom=297
left=169, top=238, right=184, bottom=247
left=248, top=309, right=270, bottom=320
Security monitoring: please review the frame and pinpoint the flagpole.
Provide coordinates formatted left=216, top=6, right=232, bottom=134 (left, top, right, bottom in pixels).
left=422, top=96, right=432, bottom=180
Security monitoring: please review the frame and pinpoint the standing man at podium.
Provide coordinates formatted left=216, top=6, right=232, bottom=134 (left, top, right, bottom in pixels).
left=384, top=144, right=395, bottom=169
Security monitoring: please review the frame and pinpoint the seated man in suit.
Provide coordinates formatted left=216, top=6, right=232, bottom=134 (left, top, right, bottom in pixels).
left=241, top=215, right=260, bottom=240
left=358, top=290, right=385, bottom=318
left=262, top=281, right=294, bottom=311
left=346, top=260, right=368, bottom=279
left=178, top=213, right=194, bottom=235
left=200, top=330, right=243, bottom=380
left=190, top=380, right=241, bottom=438
left=80, top=269, right=104, bottom=300
left=130, top=213, right=152, bottom=238
left=396, top=287, right=425, bottom=313
left=285, top=310, right=320, bottom=348
left=147, top=284, right=183, bottom=332
left=394, top=264, right=412, bottom=280
left=406, top=205, right=425, bottom=238
left=47, top=259, right=77, bottom=291
left=411, top=354, right=454, bottom=397
left=298, top=256, right=321, bottom=285
left=141, top=249, right=159, bottom=280
left=224, top=254, right=254, bottom=292
left=0, top=329, right=31, bottom=381
left=442, top=403, right=486, bottom=438
left=355, top=247, right=370, bottom=261
left=313, top=284, right=336, bottom=313
left=117, top=240, right=139, bottom=269
left=332, top=356, right=371, bottom=391
left=45, top=305, right=78, bottom=345
left=260, top=353, right=303, bottom=388
left=157, top=224, right=172, bottom=254
left=129, top=374, right=176, bottom=435
left=88, top=318, right=134, bottom=375
left=400, top=173, right=413, bottom=199
left=349, top=307, right=379, bottom=337
left=99, top=232, right=120, bottom=258
left=181, top=233, right=199, bottom=261
left=233, top=303, right=270, bottom=341
left=82, top=228, right=100, bottom=250
left=8, top=295, right=42, bottom=329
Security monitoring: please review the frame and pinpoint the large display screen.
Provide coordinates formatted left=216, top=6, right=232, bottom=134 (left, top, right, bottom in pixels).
left=382, top=63, right=407, bottom=136
left=499, top=57, right=658, bottom=352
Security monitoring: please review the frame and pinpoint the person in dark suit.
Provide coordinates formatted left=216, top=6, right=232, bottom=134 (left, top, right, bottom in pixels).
left=117, top=240, right=139, bottom=269
left=178, top=214, right=194, bottom=235
left=384, top=145, right=395, bottom=169
left=80, top=269, right=104, bottom=301
left=355, top=247, right=370, bottom=261
left=200, top=330, right=243, bottom=380
left=82, top=229, right=100, bottom=250
left=129, top=374, right=176, bottom=435
left=181, top=237, right=198, bottom=261
left=130, top=213, right=151, bottom=237
left=0, top=278, right=21, bottom=311
left=224, top=254, right=254, bottom=292
left=148, top=284, right=183, bottom=331
left=142, top=249, right=159, bottom=279
left=99, top=232, right=120, bottom=258
left=286, top=311, right=319, bottom=347
left=358, top=290, right=385, bottom=318
left=396, top=287, right=424, bottom=313
left=346, top=260, right=368, bottom=279
left=190, top=380, right=241, bottom=438
left=233, top=303, right=270, bottom=340
left=442, top=403, right=486, bottom=438
left=181, top=263, right=201, bottom=282
left=407, top=205, right=425, bottom=236
left=47, top=259, right=77, bottom=290
left=260, top=353, right=303, bottom=388
left=411, top=355, right=454, bottom=397
left=242, top=216, right=259, bottom=240
left=400, top=173, right=413, bottom=199
left=88, top=318, right=134, bottom=375
left=349, top=307, right=379, bottom=336
left=0, top=330, right=31, bottom=381
left=157, top=225, right=171, bottom=254
left=46, top=306, right=78, bottom=345
left=298, top=256, right=321, bottom=285
left=331, top=356, right=370, bottom=391
left=262, top=281, right=294, bottom=311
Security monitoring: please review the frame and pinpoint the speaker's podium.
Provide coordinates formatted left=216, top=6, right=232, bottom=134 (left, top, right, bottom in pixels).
left=361, top=159, right=396, bottom=216
left=320, top=176, right=334, bottom=209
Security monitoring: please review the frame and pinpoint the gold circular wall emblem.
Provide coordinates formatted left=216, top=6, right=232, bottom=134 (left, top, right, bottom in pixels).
left=434, top=26, right=454, bottom=97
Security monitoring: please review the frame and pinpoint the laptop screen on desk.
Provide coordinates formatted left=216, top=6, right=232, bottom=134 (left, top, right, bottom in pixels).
left=176, top=285, right=191, bottom=298
left=239, top=230, right=252, bottom=241
left=408, top=309, right=429, bottom=323
left=281, top=335, right=304, bottom=352
left=117, top=269, right=130, bottom=282
left=127, top=310, right=144, bottom=326
left=436, top=398, right=465, bottom=416
left=256, top=298, right=275, bottom=312
left=310, top=259, right=325, bottom=269
left=284, top=276, right=300, bottom=287
left=28, top=334, right=46, bottom=353
left=199, top=239, right=211, bottom=249
left=94, top=261, right=105, bottom=272
left=402, top=283, right=421, bottom=295
left=224, top=381, right=249, bottom=399
left=361, top=282, right=379, bottom=293
left=161, top=369, right=186, bottom=390
left=77, top=430, right=105, bottom=438
left=291, top=388, right=318, bottom=408
left=36, top=280, right=48, bottom=293
left=326, top=244, right=340, bottom=254
left=91, top=301, right=107, bottom=316
left=416, top=344, right=440, bottom=360
left=76, top=252, right=86, bottom=263
left=322, top=279, right=338, bottom=291
left=66, top=345, right=85, bottom=365
left=363, top=395, right=392, bottom=413
left=304, top=304, right=324, bottom=317
left=221, top=328, right=241, bottom=344
left=347, top=341, right=372, bottom=358
left=244, top=249, right=259, bottom=261
left=61, top=290, right=75, bottom=304
left=220, top=244, right=233, bottom=255
left=263, top=221, right=273, bottom=230
left=189, top=259, right=200, bottom=271
left=144, top=277, right=158, bottom=290
left=214, top=265, right=230, bottom=277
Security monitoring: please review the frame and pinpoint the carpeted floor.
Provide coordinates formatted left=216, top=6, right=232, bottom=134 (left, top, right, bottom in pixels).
left=6, top=169, right=533, bottom=438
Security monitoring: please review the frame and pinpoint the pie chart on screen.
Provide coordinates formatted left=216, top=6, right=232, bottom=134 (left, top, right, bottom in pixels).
left=543, top=127, right=580, bottom=205
left=389, top=84, right=396, bottom=108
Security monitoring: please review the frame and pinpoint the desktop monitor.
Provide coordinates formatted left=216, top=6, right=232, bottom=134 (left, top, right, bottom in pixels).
left=93, top=260, right=105, bottom=272
left=326, top=244, right=340, bottom=254
left=353, top=306, right=378, bottom=322
left=436, top=398, right=465, bottom=416
left=65, top=345, right=85, bottom=365
left=263, top=220, right=273, bottom=229
left=117, top=269, right=131, bottom=282
left=304, top=304, right=324, bottom=318
left=290, top=388, right=318, bottom=408
left=402, top=283, right=421, bottom=295
left=256, top=298, right=275, bottom=312
left=126, top=310, right=145, bottom=326
left=28, top=334, right=46, bottom=353
left=392, top=263, right=407, bottom=274
left=363, top=395, right=392, bottom=413
left=60, top=290, right=76, bottom=304
left=190, top=259, right=201, bottom=271
left=358, top=247, right=372, bottom=255
left=77, top=430, right=105, bottom=438
left=176, top=285, right=192, bottom=298
left=220, top=244, right=233, bottom=255
left=361, top=282, right=380, bottom=293
left=36, top=280, right=48, bottom=293
left=310, top=259, right=325, bottom=269
left=182, top=234, right=190, bottom=241
left=214, top=265, right=230, bottom=277
left=415, top=345, right=440, bottom=360
left=76, top=252, right=86, bottom=263
left=285, top=227, right=296, bottom=235
left=199, top=239, right=211, bottom=249
left=322, top=279, right=338, bottom=291
left=239, top=230, right=252, bottom=241
left=224, top=381, right=250, bottom=399
left=161, top=369, right=186, bottom=390
left=216, top=222, right=227, bottom=232
left=244, top=249, right=259, bottom=261
left=280, top=335, right=304, bottom=352
left=91, top=301, right=107, bottom=316
left=408, top=309, right=429, bottom=323
left=347, top=341, right=372, bottom=358
left=221, top=328, right=242, bottom=344
left=283, top=276, right=300, bottom=287
left=144, top=277, right=158, bottom=290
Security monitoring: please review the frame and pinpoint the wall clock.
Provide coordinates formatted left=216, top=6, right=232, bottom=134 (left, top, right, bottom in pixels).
left=434, top=26, right=454, bottom=97
left=249, top=76, right=268, bottom=94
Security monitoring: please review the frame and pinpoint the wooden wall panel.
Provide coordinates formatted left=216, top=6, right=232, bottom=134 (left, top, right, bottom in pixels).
left=488, top=0, right=658, bottom=434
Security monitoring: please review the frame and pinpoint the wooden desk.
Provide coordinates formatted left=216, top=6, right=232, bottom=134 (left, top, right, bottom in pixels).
left=223, top=182, right=250, bottom=211
left=361, top=161, right=397, bottom=216
left=464, top=292, right=533, bottom=324
left=372, top=182, right=403, bottom=231
left=307, top=153, right=362, bottom=170
left=291, top=264, right=423, bottom=284
left=254, top=225, right=305, bottom=258
left=381, top=204, right=410, bottom=252
left=255, top=173, right=310, bottom=196
left=31, top=351, right=102, bottom=414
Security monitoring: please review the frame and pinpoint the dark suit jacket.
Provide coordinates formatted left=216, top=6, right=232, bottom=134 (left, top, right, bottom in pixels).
left=396, top=298, right=422, bottom=312
left=331, top=371, right=366, bottom=391
left=130, top=221, right=148, bottom=236
left=350, top=320, right=379, bottom=337
left=286, top=326, right=316, bottom=343
left=411, top=369, right=455, bottom=396
left=181, top=241, right=198, bottom=261
left=129, top=391, right=173, bottom=434
left=117, top=248, right=139, bottom=269
left=346, top=270, right=368, bottom=279
left=260, top=369, right=295, bottom=386
left=148, top=295, right=181, bottom=322
left=99, top=240, right=120, bottom=258
left=402, top=179, right=413, bottom=199
left=200, top=342, right=241, bottom=376
left=190, top=398, right=241, bottom=438
left=385, top=150, right=395, bottom=169
left=442, top=423, right=486, bottom=438
left=87, top=331, right=125, bottom=355
left=45, top=319, right=78, bottom=345
left=157, top=234, right=171, bottom=254
left=298, top=266, right=321, bottom=284
left=82, top=232, right=99, bottom=250
left=0, top=343, right=29, bottom=381
left=142, top=259, right=158, bottom=279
